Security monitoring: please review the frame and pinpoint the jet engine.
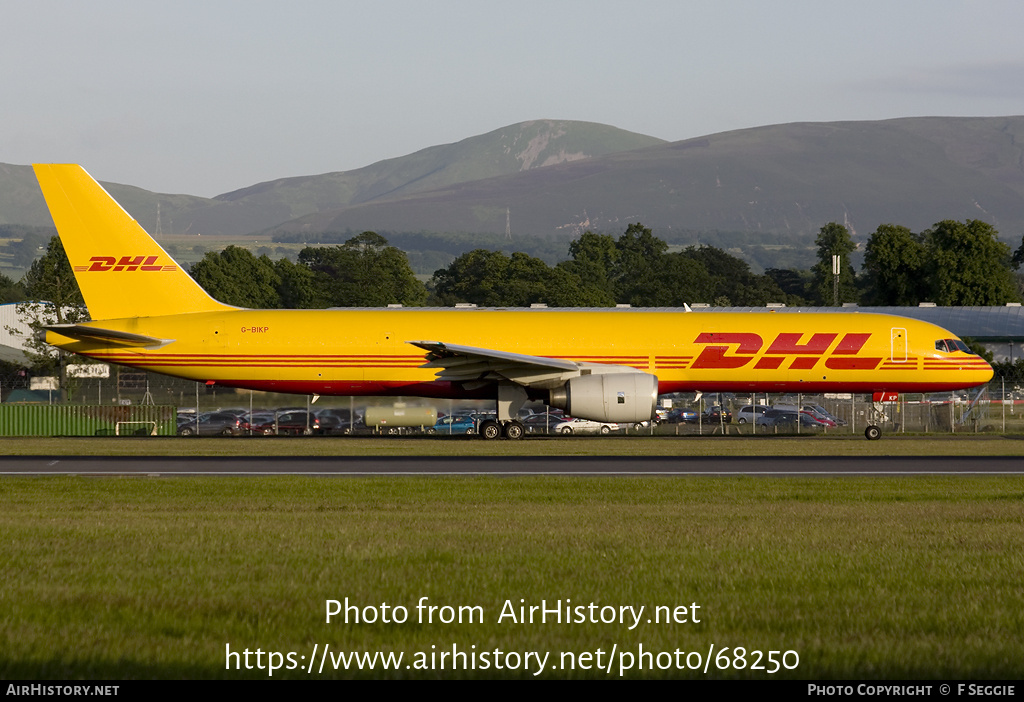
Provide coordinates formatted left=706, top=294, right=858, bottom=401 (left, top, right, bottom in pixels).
left=548, top=372, right=658, bottom=423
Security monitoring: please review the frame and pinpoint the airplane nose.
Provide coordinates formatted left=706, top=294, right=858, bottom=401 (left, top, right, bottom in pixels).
left=975, top=358, right=995, bottom=386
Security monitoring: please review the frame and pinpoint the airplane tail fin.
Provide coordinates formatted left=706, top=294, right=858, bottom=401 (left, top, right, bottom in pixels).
left=32, top=164, right=234, bottom=321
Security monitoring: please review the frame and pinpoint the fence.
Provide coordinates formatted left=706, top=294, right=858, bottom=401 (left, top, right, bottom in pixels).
left=0, top=404, right=176, bottom=436
left=657, top=383, right=1020, bottom=436
left=0, top=372, right=1021, bottom=436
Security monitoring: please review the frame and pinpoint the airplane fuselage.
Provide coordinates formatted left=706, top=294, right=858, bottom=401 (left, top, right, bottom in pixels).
left=46, top=308, right=993, bottom=398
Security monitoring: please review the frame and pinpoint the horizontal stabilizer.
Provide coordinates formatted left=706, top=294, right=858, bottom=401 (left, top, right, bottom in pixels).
left=44, top=324, right=173, bottom=349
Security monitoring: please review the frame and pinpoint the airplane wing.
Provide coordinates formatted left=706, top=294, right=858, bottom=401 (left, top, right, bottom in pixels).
left=44, top=324, right=173, bottom=349
left=408, top=340, right=582, bottom=387
left=408, top=340, right=659, bottom=424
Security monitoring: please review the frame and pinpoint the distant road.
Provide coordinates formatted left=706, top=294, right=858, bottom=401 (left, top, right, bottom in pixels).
left=1, top=456, right=1022, bottom=476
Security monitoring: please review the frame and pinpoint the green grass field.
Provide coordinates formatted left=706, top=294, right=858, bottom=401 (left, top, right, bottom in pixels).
left=2, top=433, right=1024, bottom=457
left=1, top=435, right=1023, bottom=679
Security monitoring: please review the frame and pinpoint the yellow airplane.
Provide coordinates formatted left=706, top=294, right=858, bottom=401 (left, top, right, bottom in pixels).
left=33, top=164, right=993, bottom=440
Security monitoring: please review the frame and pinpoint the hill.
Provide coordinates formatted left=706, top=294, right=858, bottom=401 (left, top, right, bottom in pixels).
left=266, top=117, right=1024, bottom=244
left=0, top=120, right=663, bottom=238
left=4, top=117, right=1024, bottom=266
left=0, top=163, right=214, bottom=235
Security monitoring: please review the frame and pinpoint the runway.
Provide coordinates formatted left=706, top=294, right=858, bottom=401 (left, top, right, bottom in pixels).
left=1, top=455, right=1022, bottom=475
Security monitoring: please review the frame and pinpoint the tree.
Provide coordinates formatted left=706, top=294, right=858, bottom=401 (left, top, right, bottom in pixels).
left=810, top=222, right=858, bottom=305
left=430, top=249, right=519, bottom=306
left=299, top=232, right=427, bottom=307
left=429, top=248, right=620, bottom=307
left=652, top=253, right=715, bottom=306
left=862, top=224, right=928, bottom=305
left=0, top=271, right=25, bottom=304
left=190, top=246, right=282, bottom=308
left=612, top=223, right=668, bottom=304
left=14, top=236, right=89, bottom=399
left=502, top=252, right=556, bottom=306
left=764, top=268, right=812, bottom=305
left=557, top=231, right=618, bottom=304
left=679, top=245, right=786, bottom=306
left=544, top=266, right=616, bottom=307
left=924, top=220, right=1020, bottom=305
left=274, top=258, right=319, bottom=309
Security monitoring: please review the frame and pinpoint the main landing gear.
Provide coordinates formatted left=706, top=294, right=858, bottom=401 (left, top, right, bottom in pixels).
left=478, top=382, right=529, bottom=440
left=478, top=418, right=526, bottom=440
left=864, top=425, right=881, bottom=440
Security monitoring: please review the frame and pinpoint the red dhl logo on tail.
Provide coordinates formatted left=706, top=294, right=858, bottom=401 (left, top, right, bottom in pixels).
left=691, top=332, right=880, bottom=371
left=75, top=256, right=177, bottom=272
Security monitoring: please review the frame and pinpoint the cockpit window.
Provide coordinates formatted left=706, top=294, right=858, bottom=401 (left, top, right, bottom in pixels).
left=936, top=339, right=974, bottom=354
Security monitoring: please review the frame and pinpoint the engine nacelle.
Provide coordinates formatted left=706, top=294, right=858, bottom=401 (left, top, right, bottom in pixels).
left=548, top=372, right=658, bottom=423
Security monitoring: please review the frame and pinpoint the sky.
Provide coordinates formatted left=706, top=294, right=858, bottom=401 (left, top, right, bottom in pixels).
left=5, top=0, right=1024, bottom=197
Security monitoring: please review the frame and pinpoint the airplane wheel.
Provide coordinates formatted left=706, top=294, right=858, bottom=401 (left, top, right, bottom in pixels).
left=865, top=425, right=881, bottom=441
left=479, top=420, right=501, bottom=440
left=503, top=421, right=525, bottom=440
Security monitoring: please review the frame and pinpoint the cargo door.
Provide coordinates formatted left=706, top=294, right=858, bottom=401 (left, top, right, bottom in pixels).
left=890, top=327, right=907, bottom=363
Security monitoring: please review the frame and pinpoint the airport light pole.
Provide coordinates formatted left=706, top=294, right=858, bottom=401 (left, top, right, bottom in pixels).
left=832, top=255, right=840, bottom=306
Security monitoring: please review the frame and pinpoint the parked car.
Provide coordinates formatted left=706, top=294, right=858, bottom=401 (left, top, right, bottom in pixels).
left=177, top=411, right=248, bottom=436
left=736, top=405, right=768, bottom=424
left=552, top=417, right=620, bottom=435
left=756, top=408, right=799, bottom=430
left=245, top=411, right=276, bottom=431
left=805, top=404, right=847, bottom=426
left=666, top=407, right=698, bottom=424
left=314, top=408, right=366, bottom=435
left=702, top=405, right=732, bottom=423
left=757, top=409, right=824, bottom=431
left=800, top=412, right=830, bottom=428
left=802, top=410, right=835, bottom=427
left=428, top=415, right=477, bottom=435
left=773, top=404, right=841, bottom=428
left=314, top=411, right=346, bottom=435
left=254, top=410, right=320, bottom=436
left=522, top=413, right=563, bottom=434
